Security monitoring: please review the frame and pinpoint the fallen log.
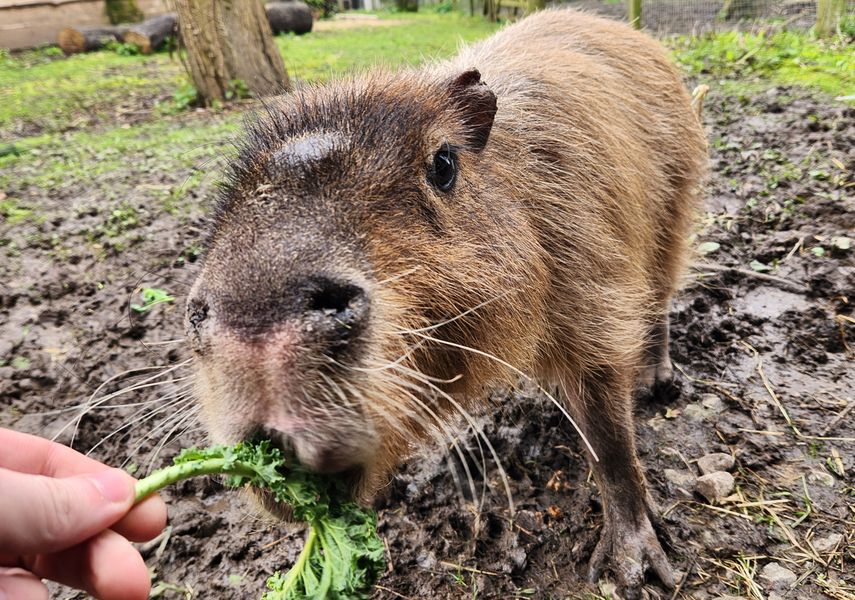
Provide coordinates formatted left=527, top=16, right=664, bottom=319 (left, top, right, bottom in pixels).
left=123, top=13, right=178, bottom=54
left=266, top=2, right=313, bottom=35
left=58, top=25, right=129, bottom=55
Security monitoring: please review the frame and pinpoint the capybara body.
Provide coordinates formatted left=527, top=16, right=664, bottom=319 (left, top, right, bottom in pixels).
left=186, top=9, right=707, bottom=596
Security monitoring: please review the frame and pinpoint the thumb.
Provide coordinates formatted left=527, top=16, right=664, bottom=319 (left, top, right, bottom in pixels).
left=0, top=467, right=135, bottom=555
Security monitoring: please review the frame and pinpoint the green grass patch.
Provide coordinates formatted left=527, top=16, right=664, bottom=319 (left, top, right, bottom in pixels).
left=0, top=49, right=183, bottom=136
left=0, top=113, right=241, bottom=191
left=275, top=13, right=499, bottom=81
left=0, top=196, right=33, bottom=224
left=670, top=28, right=854, bottom=97
left=1, top=13, right=497, bottom=139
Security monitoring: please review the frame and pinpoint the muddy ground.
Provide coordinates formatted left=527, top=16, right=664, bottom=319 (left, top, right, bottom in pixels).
left=2, top=64, right=853, bottom=600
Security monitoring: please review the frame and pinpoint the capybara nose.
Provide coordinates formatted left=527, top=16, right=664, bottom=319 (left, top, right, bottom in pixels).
left=187, top=275, right=369, bottom=352
left=304, top=276, right=369, bottom=348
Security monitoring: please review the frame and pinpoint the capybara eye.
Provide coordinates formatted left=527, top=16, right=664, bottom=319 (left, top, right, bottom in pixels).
left=429, top=145, right=458, bottom=192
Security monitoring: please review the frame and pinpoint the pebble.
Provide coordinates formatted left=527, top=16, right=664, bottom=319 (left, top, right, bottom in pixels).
left=698, top=452, right=735, bottom=475
left=682, top=403, right=707, bottom=421
left=683, top=394, right=726, bottom=422
left=807, top=469, right=836, bottom=487
left=696, top=471, right=735, bottom=503
left=700, top=393, right=725, bottom=413
left=759, top=561, right=797, bottom=589
left=813, top=533, right=843, bottom=553
left=665, top=468, right=697, bottom=488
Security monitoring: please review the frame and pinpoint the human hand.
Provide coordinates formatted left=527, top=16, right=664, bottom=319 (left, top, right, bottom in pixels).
left=0, top=428, right=168, bottom=600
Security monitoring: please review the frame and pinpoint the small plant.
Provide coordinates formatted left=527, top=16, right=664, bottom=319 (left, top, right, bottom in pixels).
left=105, top=40, right=142, bottom=56
left=0, top=198, right=33, bottom=224
left=131, top=287, right=175, bottom=312
left=135, top=442, right=385, bottom=599
left=432, top=0, right=455, bottom=13
left=225, top=79, right=252, bottom=101
left=304, top=0, right=337, bottom=18
left=170, top=84, right=201, bottom=112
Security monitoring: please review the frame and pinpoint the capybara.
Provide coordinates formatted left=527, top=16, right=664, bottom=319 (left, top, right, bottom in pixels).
left=186, top=9, right=707, bottom=596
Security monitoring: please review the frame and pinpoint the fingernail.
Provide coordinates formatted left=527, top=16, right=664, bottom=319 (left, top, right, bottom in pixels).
left=87, top=468, right=132, bottom=504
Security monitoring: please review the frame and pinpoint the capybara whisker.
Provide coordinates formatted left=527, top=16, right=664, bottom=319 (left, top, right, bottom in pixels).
left=86, top=386, right=194, bottom=456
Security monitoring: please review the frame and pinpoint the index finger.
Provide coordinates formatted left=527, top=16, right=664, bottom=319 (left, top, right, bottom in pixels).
left=0, top=428, right=107, bottom=478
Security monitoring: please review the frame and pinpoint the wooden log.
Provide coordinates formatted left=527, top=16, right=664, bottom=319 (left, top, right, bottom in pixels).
left=123, top=13, right=178, bottom=54
left=265, top=2, right=313, bottom=35
left=58, top=25, right=129, bottom=55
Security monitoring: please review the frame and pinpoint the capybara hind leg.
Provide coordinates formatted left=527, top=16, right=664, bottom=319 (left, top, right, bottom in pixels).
left=558, top=375, right=675, bottom=598
left=636, top=316, right=678, bottom=402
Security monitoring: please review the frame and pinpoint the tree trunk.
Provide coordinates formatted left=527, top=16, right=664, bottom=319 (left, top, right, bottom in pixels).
left=266, top=2, right=314, bottom=35
left=174, top=0, right=290, bottom=105
left=816, top=0, right=845, bottom=35
left=58, top=25, right=129, bottom=54
left=123, top=13, right=178, bottom=54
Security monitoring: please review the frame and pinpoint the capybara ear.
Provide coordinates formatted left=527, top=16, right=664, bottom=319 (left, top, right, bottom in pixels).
left=448, top=69, right=497, bottom=152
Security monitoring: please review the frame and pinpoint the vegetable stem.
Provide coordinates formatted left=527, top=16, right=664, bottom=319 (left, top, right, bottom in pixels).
left=274, top=526, right=318, bottom=595
left=134, top=458, right=258, bottom=503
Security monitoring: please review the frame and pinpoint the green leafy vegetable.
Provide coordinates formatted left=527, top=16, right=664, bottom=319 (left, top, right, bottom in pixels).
left=130, top=287, right=175, bottom=312
left=135, top=442, right=385, bottom=599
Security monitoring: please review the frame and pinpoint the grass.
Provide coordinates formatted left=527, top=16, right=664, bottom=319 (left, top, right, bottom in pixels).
left=0, top=13, right=497, bottom=138
left=276, top=13, right=498, bottom=81
left=670, top=27, right=855, bottom=97
left=2, top=11, right=852, bottom=206
left=0, top=114, right=240, bottom=191
left=0, top=48, right=184, bottom=136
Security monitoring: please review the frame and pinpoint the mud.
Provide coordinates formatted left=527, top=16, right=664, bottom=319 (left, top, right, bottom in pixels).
left=1, top=82, right=853, bottom=598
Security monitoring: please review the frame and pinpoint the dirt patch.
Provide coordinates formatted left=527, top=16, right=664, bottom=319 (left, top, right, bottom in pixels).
left=1, top=84, right=853, bottom=599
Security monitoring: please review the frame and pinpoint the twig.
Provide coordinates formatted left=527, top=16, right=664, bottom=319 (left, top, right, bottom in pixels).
left=374, top=585, right=416, bottom=599
left=740, top=342, right=855, bottom=442
left=670, top=553, right=698, bottom=600
left=821, top=401, right=854, bottom=436
left=692, top=262, right=809, bottom=293
left=673, top=363, right=744, bottom=405
left=439, top=561, right=498, bottom=576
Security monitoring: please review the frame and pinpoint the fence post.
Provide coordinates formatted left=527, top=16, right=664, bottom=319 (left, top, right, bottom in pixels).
left=629, top=0, right=642, bottom=29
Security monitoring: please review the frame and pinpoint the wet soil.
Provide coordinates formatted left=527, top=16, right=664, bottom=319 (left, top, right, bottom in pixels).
left=2, top=83, right=853, bottom=599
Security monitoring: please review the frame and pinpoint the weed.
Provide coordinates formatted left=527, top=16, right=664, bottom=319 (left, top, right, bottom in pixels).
left=131, top=287, right=175, bottom=312
left=166, top=83, right=200, bottom=113
left=105, top=40, right=142, bottom=56
left=225, top=79, right=252, bottom=101
left=0, top=198, right=33, bottom=224
left=10, top=356, right=31, bottom=370
left=100, top=204, right=139, bottom=238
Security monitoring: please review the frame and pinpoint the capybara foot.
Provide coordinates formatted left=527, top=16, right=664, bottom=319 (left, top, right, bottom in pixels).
left=587, top=511, right=675, bottom=599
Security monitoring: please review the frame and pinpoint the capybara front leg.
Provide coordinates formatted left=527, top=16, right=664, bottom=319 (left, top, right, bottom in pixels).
left=559, top=376, right=675, bottom=598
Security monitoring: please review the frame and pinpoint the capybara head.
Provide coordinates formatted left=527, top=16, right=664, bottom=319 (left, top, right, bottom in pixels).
left=186, top=70, right=549, bottom=500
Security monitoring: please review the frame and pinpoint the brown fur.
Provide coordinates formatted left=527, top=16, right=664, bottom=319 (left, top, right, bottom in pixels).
left=186, top=9, right=706, bottom=596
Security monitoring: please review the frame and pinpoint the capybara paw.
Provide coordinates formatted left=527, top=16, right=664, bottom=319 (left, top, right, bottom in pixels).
left=636, top=362, right=681, bottom=404
left=586, top=513, right=675, bottom=599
